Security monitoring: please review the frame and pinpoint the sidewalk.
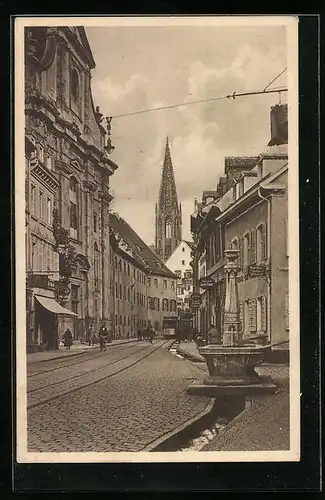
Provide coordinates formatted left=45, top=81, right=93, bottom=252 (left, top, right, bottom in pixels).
left=176, top=341, right=205, bottom=364
left=27, top=337, right=139, bottom=363
left=177, top=341, right=290, bottom=452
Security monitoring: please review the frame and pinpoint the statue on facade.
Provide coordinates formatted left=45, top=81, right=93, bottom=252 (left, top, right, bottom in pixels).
left=105, top=116, right=115, bottom=154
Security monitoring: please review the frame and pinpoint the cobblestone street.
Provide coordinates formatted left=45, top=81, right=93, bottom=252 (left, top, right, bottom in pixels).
left=27, top=341, right=211, bottom=452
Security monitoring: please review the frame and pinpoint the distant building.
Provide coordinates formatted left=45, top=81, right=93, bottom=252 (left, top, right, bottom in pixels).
left=164, top=240, right=194, bottom=314
left=155, top=137, right=182, bottom=262
left=109, top=213, right=177, bottom=337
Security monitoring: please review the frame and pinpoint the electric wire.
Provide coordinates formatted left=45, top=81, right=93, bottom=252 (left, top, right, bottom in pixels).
left=110, top=86, right=287, bottom=119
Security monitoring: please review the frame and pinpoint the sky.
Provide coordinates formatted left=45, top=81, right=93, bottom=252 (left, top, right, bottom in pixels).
left=85, top=23, right=287, bottom=246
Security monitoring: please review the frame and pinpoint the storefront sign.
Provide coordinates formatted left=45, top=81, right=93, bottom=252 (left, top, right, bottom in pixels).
left=248, top=265, right=266, bottom=278
left=199, top=277, right=215, bottom=288
left=189, top=297, right=202, bottom=309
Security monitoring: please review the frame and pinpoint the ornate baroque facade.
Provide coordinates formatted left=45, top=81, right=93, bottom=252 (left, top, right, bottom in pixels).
left=25, top=26, right=119, bottom=350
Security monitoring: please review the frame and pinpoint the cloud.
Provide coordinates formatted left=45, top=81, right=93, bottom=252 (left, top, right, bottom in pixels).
left=88, top=28, right=287, bottom=245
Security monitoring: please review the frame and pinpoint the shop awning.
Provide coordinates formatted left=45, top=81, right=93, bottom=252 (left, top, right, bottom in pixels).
left=35, top=295, right=78, bottom=317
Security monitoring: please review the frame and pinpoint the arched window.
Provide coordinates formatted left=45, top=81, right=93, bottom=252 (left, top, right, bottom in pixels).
left=69, top=176, right=79, bottom=239
left=69, top=176, right=78, bottom=191
left=94, top=242, right=99, bottom=289
left=165, top=220, right=172, bottom=238
left=155, top=298, right=160, bottom=311
left=70, top=68, right=79, bottom=103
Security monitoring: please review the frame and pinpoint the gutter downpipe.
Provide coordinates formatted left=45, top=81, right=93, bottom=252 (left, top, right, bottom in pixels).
left=257, top=186, right=271, bottom=345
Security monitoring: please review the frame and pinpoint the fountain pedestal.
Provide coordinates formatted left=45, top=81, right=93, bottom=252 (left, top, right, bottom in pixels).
left=187, top=249, right=276, bottom=397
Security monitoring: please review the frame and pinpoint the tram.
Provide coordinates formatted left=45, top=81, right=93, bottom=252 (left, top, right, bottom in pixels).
left=162, top=313, right=194, bottom=340
left=162, top=316, right=177, bottom=339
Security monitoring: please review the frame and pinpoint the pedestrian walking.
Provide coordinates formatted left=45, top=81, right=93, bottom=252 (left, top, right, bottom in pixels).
left=87, top=324, right=94, bottom=346
left=63, top=328, right=73, bottom=350
left=137, top=328, right=142, bottom=341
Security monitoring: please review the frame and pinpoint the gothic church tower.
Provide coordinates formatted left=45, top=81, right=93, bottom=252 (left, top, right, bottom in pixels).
left=155, top=137, right=182, bottom=262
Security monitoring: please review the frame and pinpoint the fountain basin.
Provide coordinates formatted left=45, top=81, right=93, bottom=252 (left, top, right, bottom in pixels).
left=187, top=344, right=276, bottom=397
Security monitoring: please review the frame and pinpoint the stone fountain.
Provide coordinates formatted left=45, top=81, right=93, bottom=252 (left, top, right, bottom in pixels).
left=187, top=249, right=276, bottom=397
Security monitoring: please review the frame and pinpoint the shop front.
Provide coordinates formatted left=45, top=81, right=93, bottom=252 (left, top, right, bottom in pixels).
left=27, top=286, right=78, bottom=353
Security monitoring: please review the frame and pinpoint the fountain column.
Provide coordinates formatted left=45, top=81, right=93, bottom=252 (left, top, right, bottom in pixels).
left=222, top=249, right=242, bottom=347
left=187, top=248, right=276, bottom=397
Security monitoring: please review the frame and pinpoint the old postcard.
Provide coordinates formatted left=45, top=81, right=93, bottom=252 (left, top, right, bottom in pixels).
left=15, top=15, right=300, bottom=463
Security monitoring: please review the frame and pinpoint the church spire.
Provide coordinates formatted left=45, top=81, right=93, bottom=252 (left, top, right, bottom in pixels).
left=158, top=136, right=178, bottom=209
left=155, top=137, right=182, bottom=262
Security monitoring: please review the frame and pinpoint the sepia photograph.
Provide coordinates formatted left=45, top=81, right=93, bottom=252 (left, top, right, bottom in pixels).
left=15, top=15, right=299, bottom=463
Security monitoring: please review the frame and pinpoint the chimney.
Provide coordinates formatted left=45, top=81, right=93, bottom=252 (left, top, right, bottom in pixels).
left=268, top=104, right=288, bottom=147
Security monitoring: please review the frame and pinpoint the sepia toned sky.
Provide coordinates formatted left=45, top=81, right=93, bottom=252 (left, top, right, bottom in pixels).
left=86, top=23, right=287, bottom=246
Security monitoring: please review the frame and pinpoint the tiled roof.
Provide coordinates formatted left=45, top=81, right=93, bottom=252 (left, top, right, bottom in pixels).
left=109, top=213, right=176, bottom=278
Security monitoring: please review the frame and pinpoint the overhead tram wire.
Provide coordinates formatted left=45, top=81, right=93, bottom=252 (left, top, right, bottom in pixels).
left=263, top=67, right=287, bottom=92
left=110, top=86, right=288, bottom=120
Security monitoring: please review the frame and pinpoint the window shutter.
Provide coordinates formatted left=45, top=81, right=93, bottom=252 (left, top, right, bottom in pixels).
left=248, top=299, right=257, bottom=332
left=261, top=296, right=267, bottom=331
left=251, top=229, right=257, bottom=264
left=247, top=232, right=251, bottom=265
left=261, top=223, right=267, bottom=260
left=284, top=293, right=289, bottom=330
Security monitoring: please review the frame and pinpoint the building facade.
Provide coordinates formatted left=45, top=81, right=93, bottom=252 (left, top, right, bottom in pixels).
left=109, top=212, right=177, bottom=337
left=164, top=240, right=194, bottom=314
left=155, top=137, right=182, bottom=262
left=25, top=26, right=118, bottom=351
left=190, top=105, right=289, bottom=358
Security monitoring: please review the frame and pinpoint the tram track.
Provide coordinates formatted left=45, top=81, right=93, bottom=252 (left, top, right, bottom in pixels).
left=27, top=342, right=138, bottom=378
left=27, top=343, right=149, bottom=394
left=27, top=341, right=170, bottom=410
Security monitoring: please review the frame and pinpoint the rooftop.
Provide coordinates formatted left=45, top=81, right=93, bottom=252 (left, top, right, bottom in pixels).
left=109, top=213, right=176, bottom=279
left=224, top=156, right=259, bottom=168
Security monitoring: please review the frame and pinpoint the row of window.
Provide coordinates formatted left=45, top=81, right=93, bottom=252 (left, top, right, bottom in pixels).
left=31, top=238, right=58, bottom=273
left=112, top=255, right=147, bottom=284
left=232, top=223, right=267, bottom=266
left=147, top=298, right=177, bottom=312
left=147, top=277, right=175, bottom=290
left=110, top=255, right=176, bottom=292
left=112, top=282, right=146, bottom=307
left=30, top=184, right=52, bottom=225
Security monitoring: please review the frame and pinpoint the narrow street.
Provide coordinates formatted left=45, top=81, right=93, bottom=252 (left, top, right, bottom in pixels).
left=27, top=341, right=210, bottom=452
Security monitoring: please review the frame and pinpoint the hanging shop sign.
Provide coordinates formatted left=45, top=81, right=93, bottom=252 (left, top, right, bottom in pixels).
left=248, top=265, right=267, bottom=278
left=199, top=277, right=215, bottom=288
left=189, top=296, right=202, bottom=309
